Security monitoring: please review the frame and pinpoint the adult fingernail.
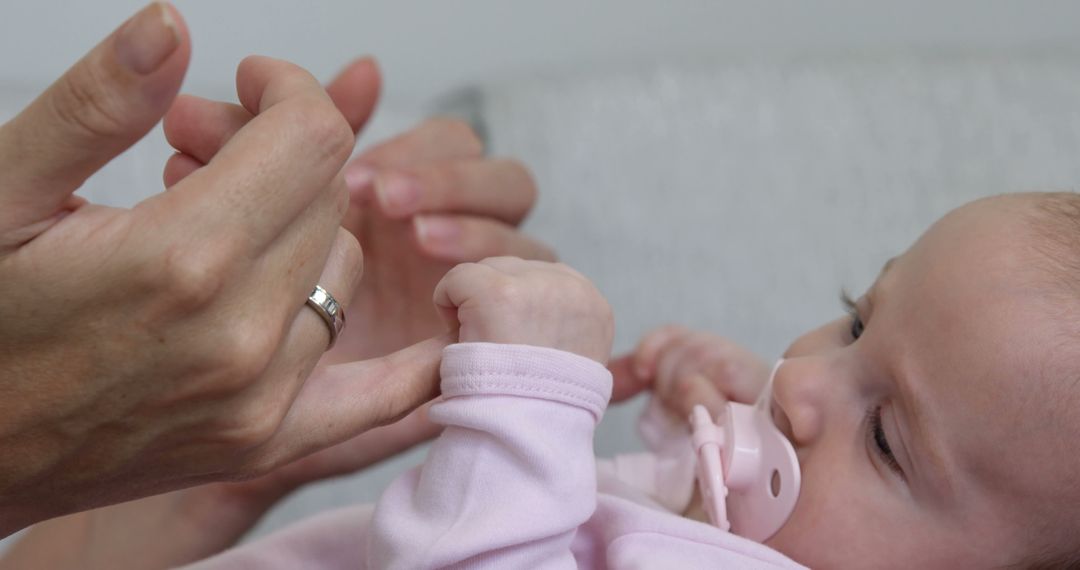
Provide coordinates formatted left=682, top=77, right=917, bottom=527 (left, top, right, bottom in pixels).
left=375, top=172, right=421, bottom=217
left=345, top=163, right=376, bottom=201
left=414, top=214, right=462, bottom=256
left=116, top=2, right=180, bottom=75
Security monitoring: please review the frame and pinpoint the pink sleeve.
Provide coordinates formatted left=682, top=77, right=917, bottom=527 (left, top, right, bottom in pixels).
left=367, top=342, right=612, bottom=570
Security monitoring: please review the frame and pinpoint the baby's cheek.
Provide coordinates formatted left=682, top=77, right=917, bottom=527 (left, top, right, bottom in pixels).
left=763, top=452, right=894, bottom=566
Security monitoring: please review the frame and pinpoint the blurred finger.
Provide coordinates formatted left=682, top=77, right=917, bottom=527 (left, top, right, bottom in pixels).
left=655, top=339, right=699, bottom=397
left=664, top=373, right=729, bottom=419
left=358, top=117, right=483, bottom=168
left=412, top=215, right=555, bottom=263
left=609, top=355, right=648, bottom=402
left=372, top=158, right=536, bottom=224
left=632, top=325, right=689, bottom=382
left=345, top=117, right=484, bottom=198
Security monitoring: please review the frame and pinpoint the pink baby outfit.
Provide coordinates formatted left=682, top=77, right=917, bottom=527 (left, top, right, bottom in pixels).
left=186, top=343, right=805, bottom=569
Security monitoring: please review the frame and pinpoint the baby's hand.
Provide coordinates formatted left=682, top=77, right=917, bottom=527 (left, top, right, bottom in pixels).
left=433, top=257, right=614, bottom=364
left=610, top=326, right=770, bottom=417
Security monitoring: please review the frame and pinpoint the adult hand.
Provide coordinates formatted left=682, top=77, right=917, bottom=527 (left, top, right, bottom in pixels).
left=166, top=68, right=555, bottom=364
left=0, top=404, right=438, bottom=570
left=2, top=59, right=559, bottom=568
left=0, top=2, right=445, bottom=536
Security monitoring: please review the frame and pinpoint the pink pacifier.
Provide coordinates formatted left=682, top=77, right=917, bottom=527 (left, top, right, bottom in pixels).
left=689, top=360, right=800, bottom=542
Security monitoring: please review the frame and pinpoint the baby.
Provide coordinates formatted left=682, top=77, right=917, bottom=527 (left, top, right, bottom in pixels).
left=189, top=192, right=1080, bottom=569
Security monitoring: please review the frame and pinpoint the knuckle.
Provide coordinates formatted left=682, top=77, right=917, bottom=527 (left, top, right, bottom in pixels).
left=152, top=245, right=234, bottom=310
left=288, top=97, right=355, bottom=164
left=215, top=326, right=278, bottom=384
left=217, top=407, right=282, bottom=452
left=335, top=227, right=365, bottom=291
left=50, top=67, right=128, bottom=139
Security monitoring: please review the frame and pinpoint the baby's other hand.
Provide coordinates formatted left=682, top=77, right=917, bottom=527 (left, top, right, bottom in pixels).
left=434, top=257, right=614, bottom=364
left=609, top=326, right=770, bottom=417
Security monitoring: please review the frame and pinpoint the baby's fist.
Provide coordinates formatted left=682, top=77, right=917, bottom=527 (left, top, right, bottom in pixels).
left=433, top=257, right=613, bottom=364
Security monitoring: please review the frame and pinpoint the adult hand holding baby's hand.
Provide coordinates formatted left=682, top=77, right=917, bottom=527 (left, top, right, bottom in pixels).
left=434, top=257, right=614, bottom=364
left=610, top=326, right=771, bottom=416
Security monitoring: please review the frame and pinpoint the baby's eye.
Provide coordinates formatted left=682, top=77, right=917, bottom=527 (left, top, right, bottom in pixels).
left=867, top=406, right=906, bottom=480
left=841, top=291, right=864, bottom=341
left=849, top=314, right=864, bottom=340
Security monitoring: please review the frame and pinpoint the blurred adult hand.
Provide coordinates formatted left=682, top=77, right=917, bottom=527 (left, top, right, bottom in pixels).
left=0, top=2, right=447, bottom=537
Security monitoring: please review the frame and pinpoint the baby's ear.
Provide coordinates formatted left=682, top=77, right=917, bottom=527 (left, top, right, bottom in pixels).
left=609, top=354, right=648, bottom=403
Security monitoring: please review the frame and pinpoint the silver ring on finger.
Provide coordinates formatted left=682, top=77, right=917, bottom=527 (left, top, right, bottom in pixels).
left=305, top=285, right=345, bottom=349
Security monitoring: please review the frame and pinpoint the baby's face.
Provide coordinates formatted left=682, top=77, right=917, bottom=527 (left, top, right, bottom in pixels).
left=764, top=198, right=1080, bottom=567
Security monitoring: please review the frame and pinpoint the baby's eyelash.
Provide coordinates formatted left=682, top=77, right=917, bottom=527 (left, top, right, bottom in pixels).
left=839, top=290, right=864, bottom=340
left=866, top=406, right=906, bottom=480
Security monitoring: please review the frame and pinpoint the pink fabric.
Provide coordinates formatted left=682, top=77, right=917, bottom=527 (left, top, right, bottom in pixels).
left=185, top=343, right=804, bottom=569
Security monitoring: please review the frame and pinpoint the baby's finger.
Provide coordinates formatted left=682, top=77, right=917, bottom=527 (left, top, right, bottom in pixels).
left=666, top=333, right=723, bottom=391
left=609, top=354, right=648, bottom=402
left=412, top=215, right=555, bottom=263
left=699, top=347, right=771, bottom=404
left=432, top=262, right=496, bottom=332
left=372, top=158, right=536, bottom=224
left=664, top=373, right=729, bottom=420
left=655, top=338, right=701, bottom=397
left=632, top=325, right=689, bottom=382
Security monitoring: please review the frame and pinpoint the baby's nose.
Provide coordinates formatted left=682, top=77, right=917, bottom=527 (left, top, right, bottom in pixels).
left=770, top=357, right=827, bottom=446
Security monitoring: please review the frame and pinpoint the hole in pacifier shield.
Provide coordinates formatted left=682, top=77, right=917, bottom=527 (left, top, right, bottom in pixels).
left=770, top=469, right=781, bottom=498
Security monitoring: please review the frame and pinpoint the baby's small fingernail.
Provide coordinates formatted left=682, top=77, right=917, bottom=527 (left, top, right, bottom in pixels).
left=634, top=362, right=650, bottom=381
left=345, top=163, right=376, bottom=200
left=375, top=172, right=421, bottom=217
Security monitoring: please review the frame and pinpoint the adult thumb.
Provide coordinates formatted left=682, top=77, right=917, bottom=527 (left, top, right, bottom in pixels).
left=0, top=2, right=190, bottom=233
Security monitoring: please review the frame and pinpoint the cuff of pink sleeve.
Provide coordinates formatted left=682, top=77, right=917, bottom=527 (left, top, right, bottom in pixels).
left=440, top=343, right=613, bottom=422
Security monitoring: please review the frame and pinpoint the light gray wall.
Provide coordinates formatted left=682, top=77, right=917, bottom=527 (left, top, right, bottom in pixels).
left=4, top=1, right=1080, bottom=101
